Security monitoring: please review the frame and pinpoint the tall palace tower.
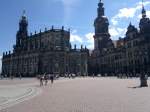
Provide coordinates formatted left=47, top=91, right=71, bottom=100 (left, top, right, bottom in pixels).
left=89, top=0, right=114, bottom=75
left=93, top=0, right=114, bottom=56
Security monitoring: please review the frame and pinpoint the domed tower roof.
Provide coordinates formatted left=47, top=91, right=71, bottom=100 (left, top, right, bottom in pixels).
left=128, top=22, right=136, bottom=31
left=126, top=22, right=137, bottom=34
left=94, top=0, right=109, bottom=34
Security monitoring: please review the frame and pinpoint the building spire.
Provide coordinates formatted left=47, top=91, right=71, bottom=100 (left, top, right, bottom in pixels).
left=19, top=10, right=28, bottom=33
left=98, top=0, right=104, bottom=17
left=23, top=10, right=26, bottom=17
left=142, top=0, right=146, bottom=18
left=129, top=22, right=132, bottom=26
left=20, top=10, right=27, bottom=22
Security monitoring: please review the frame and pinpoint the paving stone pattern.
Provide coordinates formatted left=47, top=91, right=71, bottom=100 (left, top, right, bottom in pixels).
left=1, top=78, right=150, bottom=112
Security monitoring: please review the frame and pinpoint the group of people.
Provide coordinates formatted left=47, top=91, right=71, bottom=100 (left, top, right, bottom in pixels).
left=38, top=74, right=54, bottom=86
left=0, top=74, right=22, bottom=80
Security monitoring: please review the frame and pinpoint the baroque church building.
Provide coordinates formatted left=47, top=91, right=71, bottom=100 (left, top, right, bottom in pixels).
left=2, top=12, right=89, bottom=77
left=89, top=0, right=150, bottom=76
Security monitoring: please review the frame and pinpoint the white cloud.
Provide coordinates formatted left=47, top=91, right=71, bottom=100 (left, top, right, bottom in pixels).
left=70, top=30, right=83, bottom=43
left=111, top=19, right=118, bottom=26
left=110, top=1, right=150, bottom=40
left=85, top=33, right=94, bottom=49
left=109, top=27, right=127, bottom=40
left=111, top=7, right=140, bottom=26
left=117, top=8, right=138, bottom=18
left=70, top=30, right=94, bottom=50
left=111, top=1, right=150, bottom=25
left=138, top=10, right=150, bottom=18
left=109, top=27, right=119, bottom=37
left=145, top=10, right=150, bottom=18
left=72, top=29, right=77, bottom=34
left=70, top=34, right=83, bottom=43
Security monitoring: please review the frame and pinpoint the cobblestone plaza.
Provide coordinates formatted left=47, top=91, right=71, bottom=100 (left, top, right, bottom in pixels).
left=0, top=78, right=150, bottom=112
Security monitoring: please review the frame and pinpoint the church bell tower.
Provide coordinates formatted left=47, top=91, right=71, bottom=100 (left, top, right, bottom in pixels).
left=93, top=0, right=113, bottom=55
left=15, top=10, right=28, bottom=52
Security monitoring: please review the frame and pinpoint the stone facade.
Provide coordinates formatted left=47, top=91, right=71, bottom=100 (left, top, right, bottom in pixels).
left=2, top=12, right=89, bottom=77
left=2, top=0, right=150, bottom=77
left=90, top=0, right=150, bottom=76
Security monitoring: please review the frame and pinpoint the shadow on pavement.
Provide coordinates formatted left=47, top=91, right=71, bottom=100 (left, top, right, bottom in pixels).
left=128, top=86, right=141, bottom=89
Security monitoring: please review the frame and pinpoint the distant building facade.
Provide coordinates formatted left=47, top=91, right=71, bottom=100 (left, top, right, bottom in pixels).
left=89, top=0, right=150, bottom=76
left=2, top=12, right=89, bottom=77
left=2, top=0, right=150, bottom=77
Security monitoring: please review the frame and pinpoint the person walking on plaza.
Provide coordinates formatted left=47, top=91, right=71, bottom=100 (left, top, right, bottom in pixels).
left=0, top=74, right=3, bottom=80
left=40, top=75, right=44, bottom=86
left=19, top=73, right=22, bottom=80
left=10, top=75, right=14, bottom=80
left=44, top=74, right=48, bottom=86
left=140, top=73, right=148, bottom=87
left=50, top=74, right=54, bottom=84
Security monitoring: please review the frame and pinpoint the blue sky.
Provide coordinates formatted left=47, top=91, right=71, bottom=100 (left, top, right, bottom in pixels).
left=0, top=0, right=150, bottom=58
